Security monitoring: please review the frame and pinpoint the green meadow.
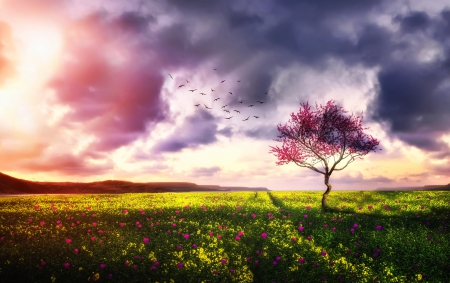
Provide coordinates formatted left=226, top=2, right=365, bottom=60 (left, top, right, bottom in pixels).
left=0, top=191, right=449, bottom=282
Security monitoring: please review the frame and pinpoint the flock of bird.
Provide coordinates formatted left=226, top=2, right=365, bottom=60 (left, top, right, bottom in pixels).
left=168, top=70, right=268, bottom=121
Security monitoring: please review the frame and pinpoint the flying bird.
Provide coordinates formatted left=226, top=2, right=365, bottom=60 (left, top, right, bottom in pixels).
left=221, top=80, right=225, bottom=83
left=243, top=116, right=250, bottom=121
left=211, top=88, right=215, bottom=92
left=178, top=85, right=185, bottom=88
left=253, top=116, right=259, bottom=118
left=225, top=116, right=233, bottom=119
left=222, top=105, right=228, bottom=108
left=223, top=110, right=230, bottom=113
left=195, top=104, right=200, bottom=107
left=186, top=79, right=189, bottom=83
left=168, top=74, right=173, bottom=80
left=264, top=91, right=268, bottom=95
left=229, top=92, right=233, bottom=95
left=204, top=104, right=212, bottom=109
left=248, top=105, right=254, bottom=107
left=214, top=69, right=217, bottom=70
left=237, top=80, right=240, bottom=82
left=257, top=101, right=265, bottom=104
left=234, top=110, right=240, bottom=113
left=200, top=93, right=207, bottom=95
left=239, top=100, right=243, bottom=103
left=214, top=98, right=220, bottom=101
left=188, top=89, right=197, bottom=92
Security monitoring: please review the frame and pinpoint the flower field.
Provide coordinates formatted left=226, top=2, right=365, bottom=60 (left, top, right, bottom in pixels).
left=0, top=190, right=449, bottom=282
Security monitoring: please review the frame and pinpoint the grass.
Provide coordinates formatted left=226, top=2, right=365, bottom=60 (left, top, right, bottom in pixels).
left=0, top=190, right=449, bottom=282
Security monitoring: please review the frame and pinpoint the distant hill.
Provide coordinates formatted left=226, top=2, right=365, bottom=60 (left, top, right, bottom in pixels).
left=376, top=183, right=450, bottom=191
left=0, top=172, right=268, bottom=194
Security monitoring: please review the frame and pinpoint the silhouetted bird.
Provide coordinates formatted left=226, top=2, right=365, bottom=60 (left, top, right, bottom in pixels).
left=214, top=69, right=217, bottom=70
left=221, top=80, right=225, bottom=83
left=223, top=110, right=230, bottom=113
left=211, top=88, right=215, bottom=92
left=225, top=116, right=233, bottom=119
left=189, top=89, right=197, bottom=92
left=257, top=101, right=265, bottom=104
left=239, top=100, right=243, bottom=103
left=222, top=105, right=228, bottom=108
left=168, top=74, right=173, bottom=80
left=229, top=92, right=233, bottom=95
left=234, top=110, right=240, bottom=113
left=204, top=104, right=212, bottom=109
left=237, top=80, right=240, bottom=82
left=243, top=116, right=250, bottom=121
left=178, top=85, right=185, bottom=88
left=186, top=79, right=189, bottom=83
left=200, top=93, right=207, bottom=95
left=214, top=98, right=220, bottom=101
left=195, top=104, right=200, bottom=107
left=253, top=116, right=259, bottom=118
left=264, top=91, right=268, bottom=95
left=248, top=105, right=254, bottom=107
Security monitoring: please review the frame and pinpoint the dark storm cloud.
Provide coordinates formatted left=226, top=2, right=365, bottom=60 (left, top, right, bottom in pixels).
left=150, top=110, right=232, bottom=154
left=227, top=10, right=263, bottom=29
left=144, top=1, right=450, bottom=159
left=363, top=9, right=450, bottom=167
left=39, top=0, right=450, bottom=174
left=370, top=61, right=449, bottom=133
left=393, top=11, right=430, bottom=33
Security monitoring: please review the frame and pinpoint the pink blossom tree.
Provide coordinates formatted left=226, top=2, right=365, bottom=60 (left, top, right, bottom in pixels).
left=269, top=100, right=381, bottom=210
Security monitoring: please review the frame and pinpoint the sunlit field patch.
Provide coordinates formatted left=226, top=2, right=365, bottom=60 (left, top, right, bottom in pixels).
left=0, top=191, right=449, bottom=282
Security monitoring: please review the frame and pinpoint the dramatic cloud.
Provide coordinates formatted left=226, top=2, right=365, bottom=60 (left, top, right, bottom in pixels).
left=48, top=11, right=170, bottom=153
left=0, top=0, right=449, bottom=188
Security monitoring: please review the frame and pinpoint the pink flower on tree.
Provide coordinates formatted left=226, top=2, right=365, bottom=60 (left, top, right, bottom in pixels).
left=269, top=100, right=380, bottom=210
left=261, top=233, right=268, bottom=239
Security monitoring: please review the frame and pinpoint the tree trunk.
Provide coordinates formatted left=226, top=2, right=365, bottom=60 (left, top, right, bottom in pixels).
left=322, top=174, right=332, bottom=211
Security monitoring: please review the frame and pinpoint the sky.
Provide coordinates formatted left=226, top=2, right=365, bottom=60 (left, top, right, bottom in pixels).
left=0, top=0, right=449, bottom=191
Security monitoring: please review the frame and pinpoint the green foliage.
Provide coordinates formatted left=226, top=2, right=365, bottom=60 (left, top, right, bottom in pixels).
left=0, top=191, right=449, bottom=282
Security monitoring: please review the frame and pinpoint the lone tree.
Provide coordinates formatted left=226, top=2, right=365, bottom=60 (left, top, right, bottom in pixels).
left=269, top=100, right=381, bottom=211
